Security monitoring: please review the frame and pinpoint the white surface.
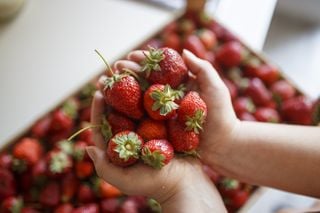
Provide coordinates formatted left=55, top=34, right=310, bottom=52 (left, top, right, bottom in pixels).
left=0, top=0, right=174, bottom=144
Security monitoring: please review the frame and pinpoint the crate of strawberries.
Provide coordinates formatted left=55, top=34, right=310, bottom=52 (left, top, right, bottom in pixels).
left=1, top=8, right=320, bottom=213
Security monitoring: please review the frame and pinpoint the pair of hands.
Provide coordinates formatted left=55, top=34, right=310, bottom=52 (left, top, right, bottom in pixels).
left=86, top=49, right=238, bottom=212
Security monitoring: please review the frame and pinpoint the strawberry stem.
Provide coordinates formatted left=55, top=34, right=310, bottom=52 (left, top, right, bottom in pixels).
left=95, top=49, right=114, bottom=76
left=67, top=124, right=101, bottom=141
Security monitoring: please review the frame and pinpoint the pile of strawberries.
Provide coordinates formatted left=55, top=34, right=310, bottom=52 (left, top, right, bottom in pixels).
left=0, top=11, right=319, bottom=213
left=96, top=47, right=207, bottom=169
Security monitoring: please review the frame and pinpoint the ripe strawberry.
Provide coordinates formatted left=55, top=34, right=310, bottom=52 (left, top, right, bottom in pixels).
left=39, top=182, right=60, bottom=207
left=75, top=161, right=94, bottom=179
left=1, top=196, right=23, bottom=213
left=163, top=33, right=181, bottom=52
left=144, top=84, right=183, bottom=120
left=183, top=34, right=207, bottom=59
left=198, top=29, right=217, bottom=50
left=79, top=106, right=91, bottom=122
left=216, top=41, right=244, bottom=68
left=54, top=203, right=74, bottom=213
left=238, top=112, right=256, bottom=121
left=21, top=207, right=40, bottom=213
left=47, top=150, right=73, bottom=176
left=254, top=107, right=280, bottom=123
left=0, top=152, right=12, bottom=169
left=141, top=47, right=188, bottom=88
left=141, top=139, right=174, bottom=169
left=282, top=96, right=313, bottom=125
left=73, top=203, right=99, bottom=213
left=136, top=119, right=167, bottom=141
left=270, top=80, right=296, bottom=102
left=231, top=190, right=249, bottom=209
left=219, top=178, right=240, bottom=198
left=119, top=198, right=139, bottom=213
left=12, top=137, right=43, bottom=166
left=168, top=120, right=199, bottom=153
left=106, top=131, right=143, bottom=167
left=77, top=184, right=96, bottom=203
left=103, top=73, right=143, bottom=120
left=31, top=115, right=52, bottom=138
left=177, top=91, right=207, bottom=134
left=73, top=140, right=89, bottom=161
left=100, top=198, right=120, bottom=213
left=233, top=97, right=255, bottom=116
left=98, top=180, right=122, bottom=199
left=61, top=173, right=79, bottom=203
left=245, top=78, right=272, bottom=106
left=107, top=112, right=135, bottom=135
left=256, top=64, right=280, bottom=86
left=78, top=127, right=95, bottom=146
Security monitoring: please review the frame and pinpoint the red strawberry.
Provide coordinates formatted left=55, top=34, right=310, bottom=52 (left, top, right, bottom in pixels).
left=73, top=140, right=89, bottom=161
left=39, top=182, right=60, bottom=207
left=107, top=112, right=135, bottom=134
left=245, top=78, right=272, bottom=106
left=98, top=180, right=122, bottom=199
left=136, top=119, right=167, bottom=141
left=47, top=150, right=73, bottom=176
left=119, top=198, right=139, bottom=213
left=238, top=112, right=256, bottom=121
left=12, top=137, right=43, bottom=166
left=270, top=80, right=296, bottom=102
left=77, top=184, right=96, bottom=203
left=198, top=29, right=217, bottom=50
left=73, top=203, right=99, bottom=213
left=256, top=64, right=280, bottom=85
left=282, top=96, right=314, bottom=125
left=54, top=203, right=74, bottom=213
left=21, top=207, right=40, bottom=213
left=78, top=127, right=95, bottom=146
left=254, top=107, right=280, bottom=123
left=141, top=139, right=174, bottom=169
left=106, top=131, right=144, bottom=167
left=61, top=173, right=79, bottom=203
left=32, top=158, right=47, bottom=177
left=233, top=97, right=255, bottom=116
left=216, top=41, right=244, bottom=68
left=219, top=178, right=240, bottom=198
left=0, top=152, right=12, bottom=169
left=75, top=161, right=94, bottom=179
left=141, top=47, right=188, bottom=88
left=79, top=106, right=91, bottom=122
left=31, top=115, right=52, bottom=138
left=177, top=91, right=207, bottom=134
left=223, top=78, right=238, bottom=100
left=231, top=190, right=249, bottom=209
left=163, top=33, right=181, bottom=52
left=168, top=120, right=199, bottom=152
left=183, top=34, right=207, bottom=59
left=1, top=196, right=23, bottom=213
left=144, top=84, right=183, bottom=120
left=103, top=73, right=143, bottom=120
left=100, top=198, right=120, bottom=213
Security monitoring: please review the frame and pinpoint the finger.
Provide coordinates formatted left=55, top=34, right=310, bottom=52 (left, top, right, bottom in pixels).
left=114, top=60, right=142, bottom=73
left=127, top=50, right=148, bottom=63
left=91, top=91, right=106, bottom=149
left=182, top=49, right=225, bottom=90
left=97, top=75, right=107, bottom=92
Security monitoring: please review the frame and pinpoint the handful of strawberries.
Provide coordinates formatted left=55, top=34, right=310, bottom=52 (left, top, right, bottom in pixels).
left=93, top=47, right=207, bottom=169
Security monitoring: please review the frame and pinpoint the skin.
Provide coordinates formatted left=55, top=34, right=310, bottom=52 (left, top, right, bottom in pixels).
left=88, top=49, right=320, bottom=212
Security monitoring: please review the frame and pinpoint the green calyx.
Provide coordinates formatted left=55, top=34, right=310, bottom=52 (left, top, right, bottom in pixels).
left=142, top=147, right=165, bottom=169
left=101, top=117, right=112, bottom=142
left=113, top=132, right=142, bottom=161
left=103, top=73, right=123, bottom=90
left=246, top=98, right=256, bottom=113
left=58, top=140, right=74, bottom=155
left=10, top=197, right=23, bottom=213
left=62, top=99, right=78, bottom=119
left=222, top=178, right=239, bottom=189
left=185, top=109, right=205, bottom=134
left=50, top=152, right=71, bottom=174
left=141, top=47, right=165, bottom=77
left=11, top=158, right=27, bottom=173
left=151, top=85, right=184, bottom=116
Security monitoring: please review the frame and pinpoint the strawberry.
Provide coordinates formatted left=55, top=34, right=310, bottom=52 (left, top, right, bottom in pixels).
left=183, top=34, right=207, bottom=59
left=136, top=119, right=167, bottom=141
left=78, top=127, right=95, bottom=146
left=238, top=112, right=256, bottom=121
left=31, top=115, right=52, bottom=138
left=219, top=178, right=240, bottom=198
left=73, top=140, right=89, bottom=161
left=106, top=131, right=143, bottom=167
left=141, top=139, right=174, bottom=169
left=73, top=203, right=99, bottom=213
left=100, top=198, right=120, bottom=213
left=32, top=158, right=47, bottom=178
left=47, top=150, right=72, bottom=176
left=54, top=203, right=74, bottom=213
left=21, top=207, right=39, bottom=213
left=77, top=184, right=96, bottom=203
left=61, top=173, right=79, bottom=203
left=1, top=196, right=23, bottom=213
left=233, top=97, right=255, bottom=116
left=254, top=107, right=280, bottom=123
left=223, top=78, right=238, bottom=100
left=98, top=180, right=122, bottom=199
left=177, top=91, right=207, bottom=134
left=216, top=41, right=244, bottom=68
left=168, top=119, right=199, bottom=153
left=79, top=106, right=91, bottom=122
left=270, top=80, right=296, bottom=102
left=119, top=198, right=139, bottom=213
left=39, top=182, right=60, bottom=207
left=281, top=96, right=314, bottom=125
left=198, top=29, right=217, bottom=50
left=107, top=112, right=135, bottom=135
left=256, top=64, right=280, bottom=86
left=103, top=73, right=143, bottom=120
left=163, top=33, right=181, bottom=52
left=0, top=152, right=12, bottom=169
left=245, top=78, right=272, bottom=106
left=12, top=137, right=43, bottom=166
left=144, top=84, right=183, bottom=120
left=231, top=190, right=249, bottom=209
left=141, top=47, right=188, bottom=88
left=75, top=161, right=94, bottom=179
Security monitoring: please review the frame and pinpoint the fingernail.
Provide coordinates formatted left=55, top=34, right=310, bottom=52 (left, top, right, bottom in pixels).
left=182, top=49, right=193, bottom=56
left=86, top=146, right=97, bottom=162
